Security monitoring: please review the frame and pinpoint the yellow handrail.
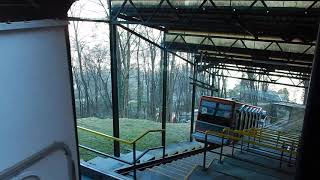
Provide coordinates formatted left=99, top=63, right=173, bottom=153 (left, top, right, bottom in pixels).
left=229, top=128, right=299, bottom=148
left=250, top=135, right=299, bottom=147
left=254, top=133, right=300, bottom=143
left=234, top=128, right=299, bottom=141
left=256, top=132, right=300, bottom=141
left=205, top=129, right=298, bottom=155
left=247, top=128, right=301, bottom=145
left=133, top=129, right=165, bottom=143
left=77, top=126, right=165, bottom=145
left=77, top=126, right=132, bottom=144
left=251, top=128, right=300, bottom=138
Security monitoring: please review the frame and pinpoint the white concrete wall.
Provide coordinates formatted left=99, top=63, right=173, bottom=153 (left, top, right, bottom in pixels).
left=0, top=20, right=79, bottom=180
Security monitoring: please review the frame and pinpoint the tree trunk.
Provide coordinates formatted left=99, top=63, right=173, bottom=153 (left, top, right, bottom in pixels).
left=150, top=45, right=156, bottom=121
left=136, top=39, right=142, bottom=118
left=73, top=22, right=90, bottom=117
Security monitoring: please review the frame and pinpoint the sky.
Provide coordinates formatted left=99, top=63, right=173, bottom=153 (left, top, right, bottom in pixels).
left=68, top=0, right=306, bottom=104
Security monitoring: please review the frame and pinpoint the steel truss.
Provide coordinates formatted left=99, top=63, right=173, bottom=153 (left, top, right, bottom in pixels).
left=110, top=0, right=320, bottom=42
left=68, top=15, right=311, bottom=88
left=165, top=33, right=314, bottom=74
left=196, top=54, right=311, bottom=88
left=106, top=0, right=318, bottom=88
left=195, top=59, right=309, bottom=88
left=67, top=0, right=320, bottom=160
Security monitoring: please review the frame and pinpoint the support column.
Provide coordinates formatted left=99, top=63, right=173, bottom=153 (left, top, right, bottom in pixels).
left=190, top=58, right=198, bottom=141
left=161, top=33, right=168, bottom=155
left=211, top=68, right=215, bottom=96
left=303, top=80, right=309, bottom=105
left=109, top=23, right=120, bottom=157
left=295, top=24, right=320, bottom=179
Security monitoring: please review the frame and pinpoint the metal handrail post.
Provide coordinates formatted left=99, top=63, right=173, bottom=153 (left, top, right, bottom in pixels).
left=252, top=129, right=256, bottom=148
left=203, top=133, right=208, bottom=170
left=276, top=131, right=281, bottom=148
left=295, top=138, right=301, bottom=166
left=240, top=136, right=244, bottom=153
left=259, top=129, right=262, bottom=143
left=247, top=134, right=251, bottom=149
left=288, top=141, right=294, bottom=167
left=133, top=143, right=137, bottom=180
left=232, top=140, right=235, bottom=157
left=219, top=135, right=224, bottom=164
left=279, top=141, right=285, bottom=168
left=162, top=146, right=165, bottom=159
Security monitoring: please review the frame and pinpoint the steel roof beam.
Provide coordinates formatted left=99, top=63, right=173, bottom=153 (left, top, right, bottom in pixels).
left=196, top=56, right=311, bottom=73
left=211, top=74, right=307, bottom=88
left=169, top=42, right=314, bottom=62
left=198, top=65, right=310, bottom=81
left=166, top=32, right=315, bottom=46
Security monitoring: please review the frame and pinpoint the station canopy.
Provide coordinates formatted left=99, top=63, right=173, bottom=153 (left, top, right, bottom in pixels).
left=111, top=0, right=320, bottom=80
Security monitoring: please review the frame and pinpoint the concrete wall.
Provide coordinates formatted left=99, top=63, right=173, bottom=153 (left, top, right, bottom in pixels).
left=0, top=20, right=79, bottom=179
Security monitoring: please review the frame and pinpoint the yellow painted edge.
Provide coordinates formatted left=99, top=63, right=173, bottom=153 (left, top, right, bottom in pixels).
left=184, top=165, right=197, bottom=180
left=148, top=168, right=180, bottom=180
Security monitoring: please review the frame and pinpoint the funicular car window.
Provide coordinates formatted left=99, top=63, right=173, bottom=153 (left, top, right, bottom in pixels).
left=200, top=100, right=216, bottom=115
left=200, top=100, right=232, bottom=119
left=216, top=104, right=232, bottom=119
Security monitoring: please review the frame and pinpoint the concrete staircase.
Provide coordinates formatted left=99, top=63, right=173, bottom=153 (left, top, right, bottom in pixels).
left=81, top=141, right=207, bottom=180
left=81, top=136, right=297, bottom=180
left=131, top=152, right=217, bottom=180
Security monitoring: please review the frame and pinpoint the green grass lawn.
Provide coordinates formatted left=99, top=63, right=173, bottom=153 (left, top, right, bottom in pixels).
left=77, top=117, right=190, bottom=161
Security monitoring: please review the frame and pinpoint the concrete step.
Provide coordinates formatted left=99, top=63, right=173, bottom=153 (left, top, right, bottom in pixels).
left=135, top=152, right=217, bottom=180
left=169, top=163, right=193, bottom=172
left=81, top=161, right=131, bottom=180
left=186, top=165, right=240, bottom=180
left=246, top=146, right=295, bottom=162
left=136, top=169, right=174, bottom=180
left=232, top=150, right=296, bottom=174
left=152, top=165, right=185, bottom=179
left=183, top=153, right=217, bottom=166
left=86, top=156, right=128, bottom=172
left=160, top=164, right=190, bottom=174
left=210, top=156, right=294, bottom=180
left=170, top=160, right=195, bottom=170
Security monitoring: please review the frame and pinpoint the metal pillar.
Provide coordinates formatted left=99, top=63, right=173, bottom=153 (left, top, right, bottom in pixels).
left=190, top=59, right=198, bottom=141
left=109, top=0, right=120, bottom=157
left=295, top=24, right=320, bottom=180
left=211, top=69, right=215, bottom=96
left=64, top=27, right=81, bottom=175
left=161, top=33, right=168, bottom=157
left=303, top=80, right=309, bottom=105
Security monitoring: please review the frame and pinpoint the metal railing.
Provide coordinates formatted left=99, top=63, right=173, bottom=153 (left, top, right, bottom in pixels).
left=202, top=127, right=300, bottom=170
left=77, top=126, right=165, bottom=180
left=0, top=142, right=75, bottom=180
